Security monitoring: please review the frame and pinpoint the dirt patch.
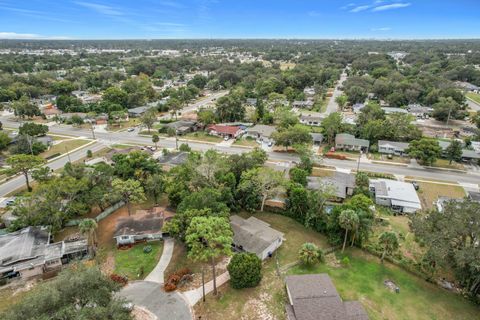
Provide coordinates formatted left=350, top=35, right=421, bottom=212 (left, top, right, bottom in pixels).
left=242, top=292, right=277, bottom=320
left=325, top=253, right=341, bottom=268
left=132, top=306, right=156, bottom=320
left=101, top=252, right=115, bottom=275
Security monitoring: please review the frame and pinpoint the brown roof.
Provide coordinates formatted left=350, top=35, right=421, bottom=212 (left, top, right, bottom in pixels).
left=285, top=274, right=369, bottom=320
left=208, top=125, right=241, bottom=135
left=113, top=212, right=164, bottom=238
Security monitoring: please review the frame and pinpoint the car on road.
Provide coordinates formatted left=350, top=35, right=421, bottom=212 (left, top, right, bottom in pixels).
left=267, top=142, right=273, bottom=147
left=127, top=128, right=135, bottom=132
left=223, top=136, right=229, bottom=141
left=412, top=181, right=420, bottom=190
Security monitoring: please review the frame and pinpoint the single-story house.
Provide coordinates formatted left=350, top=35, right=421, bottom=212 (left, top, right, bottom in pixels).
left=407, top=104, right=432, bottom=119
left=455, top=81, right=480, bottom=93
left=285, top=274, right=369, bottom=320
left=299, top=114, right=323, bottom=126
left=378, top=140, right=409, bottom=156
left=292, top=100, right=314, bottom=109
left=0, top=227, right=87, bottom=281
left=310, top=133, right=324, bottom=145
left=59, top=112, right=88, bottom=121
left=471, top=141, right=480, bottom=153
left=127, top=105, right=156, bottom=117
left=245, top=98, right=258, bottom=106
left=156, top=151, right=190, bottom=170
left=42, top=106, right=62, bottom=119
left=369, top=179, right=422, bottom=214
left=381, top=107, right=408, bottom=115
left=461, top=149, right=480, bottom=161
left=113, top=209, right=173, bottom=246
left=352, top=103, right=365, bottom=114
left=245, top=124, right=277, bottom=143
left=163, top=120, right=198, bottom=135
left=303, top=87, right=315, bottom=97
left=230, top=215, right=284, bottom=260
left=335, top=133, right=370, bottom=152
left=207, top=125, right=243, bottom=138
left=307, top=171, right=356, bottom=200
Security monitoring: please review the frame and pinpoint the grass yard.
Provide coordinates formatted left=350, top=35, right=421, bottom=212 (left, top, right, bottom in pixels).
left=0, top=287, right=29, bottom=314
left=183, top=132, right=222, bottom=143
left=233, top=137, right=259, bottom=147
left=41, top=139, right=91, bottom=159
left=107, top=118, right=140, bottom=131
left=431, top=158, right=465, bottom=170
left=466, top=92, right=480, bottom=104
left=369, top=153, right=411, bottom=164
left=404, top=179, right=466, bottom=210
left=311, top=167, right=335, bottom=177
left=113, top=241, right=163, bottom=280
left=194, top=212, right=329, bottom=320
left=289, top=250, right=480, bottom=320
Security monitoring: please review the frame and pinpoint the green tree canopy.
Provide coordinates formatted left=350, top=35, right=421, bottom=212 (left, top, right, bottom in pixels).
left=227, top=253, right=262, bottom=289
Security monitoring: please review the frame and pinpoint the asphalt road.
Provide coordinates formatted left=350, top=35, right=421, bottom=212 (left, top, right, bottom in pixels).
left=0, top=141, right=105, bottom=197
left=2, top=117, right=479, bottom=194
left=324, top=69, right=347, bottom=115
left=466, top=97, right=480, bottom=112
left=159, top=90, right=227, bottom=120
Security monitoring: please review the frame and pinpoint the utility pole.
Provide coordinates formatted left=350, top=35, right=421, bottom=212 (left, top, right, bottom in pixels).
left=90, top=122, right=96, bottom=140
left=446, top=105, right=453, bottom=127
left=65, top=146, right=72, bottom=163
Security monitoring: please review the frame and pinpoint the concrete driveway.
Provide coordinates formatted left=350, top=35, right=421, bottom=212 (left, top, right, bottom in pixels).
left=119, top=281, right=192, bottom=320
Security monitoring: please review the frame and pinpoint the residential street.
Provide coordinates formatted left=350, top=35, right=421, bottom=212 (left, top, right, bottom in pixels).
left=323, top=69, right=347, bottom=115
left=1, top=115, right=479, bottom=198
left=159, top=90, right=227, bottom=120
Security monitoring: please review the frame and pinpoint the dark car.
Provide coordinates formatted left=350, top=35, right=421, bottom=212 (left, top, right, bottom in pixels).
left=412, top=181, right=419, bottom=190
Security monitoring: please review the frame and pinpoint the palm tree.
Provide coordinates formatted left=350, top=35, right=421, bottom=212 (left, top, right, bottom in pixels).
left=79, top=218, right=98, bottom=256
left=338, top=209, right=359, bottom=253
left=298, top=242, right=320, bottom=266
left=378, top=231, right=399, bottom=263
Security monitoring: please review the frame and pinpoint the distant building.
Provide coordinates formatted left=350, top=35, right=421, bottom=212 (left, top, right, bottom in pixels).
left=285, top=274, right=369, bottom=320
left=352, top=103, right=365, bottom=114
left=370, top=179, right=422, bottom=214
left=230, top=215, right=284, bottom=260
left=299, top=113, right=323, bottom=126
left=163, top=120, right=198, bottom=135
left=310, top=133, right=324, bottom=145
left=381, top=107, right=408, bottom=115
left=245, top=124, right=277, bottom=143
left=292, top=100, right=314, bottom=109
left=378, top=140, right=409, bottom=156
left=245, top=98, right=258, bottom=106
left=407, top=104, right=432, bottom=119
left=0, top=227, right=87, bottom=281
left=335, top=133, right=370, bottom=152
left=156, top=151, right=190, bottom=170
left=207, top=125, right=243, bottom=138
left=127, top=105, right=156, bottom=117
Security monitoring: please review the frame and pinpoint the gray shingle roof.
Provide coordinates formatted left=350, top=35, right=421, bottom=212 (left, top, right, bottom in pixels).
left=285, top=274, right=369, bottom=320
left=335, top=134, right=370, bottom=148
left=230, top=215, right=284, bottom=257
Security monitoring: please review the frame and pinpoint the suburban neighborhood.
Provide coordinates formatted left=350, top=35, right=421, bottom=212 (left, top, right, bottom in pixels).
left=0, top=4, right=479, bottom=319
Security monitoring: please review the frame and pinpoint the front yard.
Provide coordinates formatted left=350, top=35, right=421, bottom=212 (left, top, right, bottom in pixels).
left=113, top=241, right=163, bottom=280
left=41, top=139, right=92, bottom=159
left=193, top=212, right=480, bottom=320
left=182, top=132, right=222, bottom=143
left=403, top=178, right=466, bottom=210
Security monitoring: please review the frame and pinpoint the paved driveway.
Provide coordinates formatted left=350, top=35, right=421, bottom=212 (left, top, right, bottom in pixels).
left=119, top=281, right=192, bottom=320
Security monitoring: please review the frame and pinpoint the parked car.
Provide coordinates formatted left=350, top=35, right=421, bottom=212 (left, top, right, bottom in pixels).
left=224, top=136, right=229, bottom=141
left=412, top=181, right=419, bottom=190
left=127, top=128, right=135, bottom=132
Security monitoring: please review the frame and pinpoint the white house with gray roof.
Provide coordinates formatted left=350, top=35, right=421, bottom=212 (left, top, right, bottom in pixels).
left=335, top=133, right=370, bottom=152
left=369, top=179, right=421, bottom=214
left=378, top=140, right=409, bottom=156
left=230, top=215, right=284, bottom=260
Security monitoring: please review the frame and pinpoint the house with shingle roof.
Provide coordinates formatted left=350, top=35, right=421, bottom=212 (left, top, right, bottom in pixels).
left=285, top=274, right=369, bottom=320
left=230, top=215, right=284, bottom=260
left=335, top=133, right=370, bottom=152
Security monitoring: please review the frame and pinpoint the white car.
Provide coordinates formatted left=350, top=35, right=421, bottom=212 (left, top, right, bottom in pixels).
left=224, top=136, right=229, bottom=141
left=127, top=128, right=135, bottom=132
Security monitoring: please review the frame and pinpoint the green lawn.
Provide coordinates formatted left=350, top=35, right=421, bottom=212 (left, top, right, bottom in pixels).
left=289, top=250, right=480, bottom=320
left=466, top=92, right=480, bottom=104
left=431, top=159, right=465, bottom=170
left=233, top=137, right=259, bottom=147
left=113, top=241, right=163, bottom=280
left=194, top=212, right=480, bottom=320
left=41, top=139, right=91, bottom=159
left=183, top=132, right=222, bottom=143
left=403, top=179, right=466, bottom=210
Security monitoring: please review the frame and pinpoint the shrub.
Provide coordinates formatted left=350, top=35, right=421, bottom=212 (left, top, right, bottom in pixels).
left=164, top=282, right=177, bottom=292
left=179, top=143, right=191, bottom=152
left=298, top=242, right=323, bottom=266
left=110, top=273, right=128, bottom=286
left=341, top=256, right=350, bottom=267
left=227, top=253, right=262, bottom=289
left=143, top=245, right=152, bottom=253
left=86, top=149, right=93, bottom=158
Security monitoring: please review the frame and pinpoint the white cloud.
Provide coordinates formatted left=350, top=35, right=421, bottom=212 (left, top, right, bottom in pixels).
left=0, top=32, right=71, bottom=39
left=155, top=22, right=187, bottom=27
left=350, top=5, right=371, bottom=13
left=372, top=2, right=411, bottom=11
left=74, top=1, right=123, bottom=16
left=371, top=27, right=391, bottom=31
left=308, top=11, right=321, bottom=17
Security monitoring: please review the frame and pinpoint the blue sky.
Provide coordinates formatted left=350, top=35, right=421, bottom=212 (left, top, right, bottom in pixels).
left=0, top=0, right=479, bottom=39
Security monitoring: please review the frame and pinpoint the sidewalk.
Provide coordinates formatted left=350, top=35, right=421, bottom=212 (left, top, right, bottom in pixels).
left=144, top=238, right=174, bottom=284
left=182, top=271, right=230, bottom=306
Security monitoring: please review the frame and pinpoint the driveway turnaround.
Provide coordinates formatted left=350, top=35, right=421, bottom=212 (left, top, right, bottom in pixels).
left=120, top=281, right=192, bottom=320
